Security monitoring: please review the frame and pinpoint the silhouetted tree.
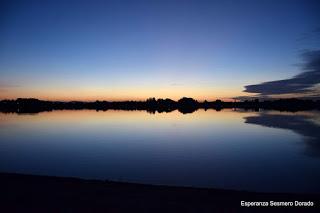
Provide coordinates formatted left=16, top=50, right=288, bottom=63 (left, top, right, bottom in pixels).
left=0, top=97, right=319, bottom=114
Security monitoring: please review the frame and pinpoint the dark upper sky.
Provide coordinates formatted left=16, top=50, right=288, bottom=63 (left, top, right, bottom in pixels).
left=1, top=0, right=319, bottom=100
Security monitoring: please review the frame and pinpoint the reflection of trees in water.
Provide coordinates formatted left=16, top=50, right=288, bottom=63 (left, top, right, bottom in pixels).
left=1, top=98, right=320, bottom=114
left=245, top=112, right=320, bottom=157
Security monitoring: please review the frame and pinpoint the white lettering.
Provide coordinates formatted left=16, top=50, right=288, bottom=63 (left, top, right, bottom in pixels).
left=270, top=201, right=293, bottom=206
left=295, top=201, right=314, bottom=206
left=241, top=201, right=268, bottom=207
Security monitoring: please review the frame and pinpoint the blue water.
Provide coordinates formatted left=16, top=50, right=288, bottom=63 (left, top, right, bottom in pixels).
left=0, top=109, right=319, bottom=193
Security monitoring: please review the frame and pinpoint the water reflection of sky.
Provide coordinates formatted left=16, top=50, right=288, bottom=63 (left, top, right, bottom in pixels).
left=245, top=111, right=320, bottom=157
left=0, top=109, right=319, bottom=193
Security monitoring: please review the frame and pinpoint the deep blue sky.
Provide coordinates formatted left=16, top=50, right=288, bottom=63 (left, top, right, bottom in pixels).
left=1, top=0, right=319, bottom=100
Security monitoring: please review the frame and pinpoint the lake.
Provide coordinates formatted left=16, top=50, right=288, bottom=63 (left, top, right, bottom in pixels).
left=1, top=109, right=320, bottom=193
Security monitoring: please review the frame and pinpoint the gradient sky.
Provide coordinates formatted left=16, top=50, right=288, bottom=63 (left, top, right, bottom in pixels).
left=1, top=0, right=319, bottom=101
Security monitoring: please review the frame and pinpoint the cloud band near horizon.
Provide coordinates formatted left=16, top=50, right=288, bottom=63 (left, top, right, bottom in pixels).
left=243, top=50, right=320, bottom=97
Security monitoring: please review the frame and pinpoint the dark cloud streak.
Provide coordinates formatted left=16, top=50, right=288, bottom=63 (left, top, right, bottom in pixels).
left=244, top=50, right=320, bottom=97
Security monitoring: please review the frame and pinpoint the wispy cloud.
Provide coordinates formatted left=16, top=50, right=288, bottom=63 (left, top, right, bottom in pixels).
left=0, top=82, right=20, bottom=92
left=170, top=83, right=184, bottom=87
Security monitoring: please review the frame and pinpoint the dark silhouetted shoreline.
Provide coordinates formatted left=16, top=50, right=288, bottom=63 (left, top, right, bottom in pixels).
left=1, top=172, right=319, bottom=212
left=1, top=97, right=320, bottom=114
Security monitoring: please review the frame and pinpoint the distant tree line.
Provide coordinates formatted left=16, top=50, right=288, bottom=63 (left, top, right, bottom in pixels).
left=0, top=97, right=320, bottom=114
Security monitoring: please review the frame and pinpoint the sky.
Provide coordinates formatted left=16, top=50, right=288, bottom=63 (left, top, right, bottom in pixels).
left=1, top=0, right=320, bottom=101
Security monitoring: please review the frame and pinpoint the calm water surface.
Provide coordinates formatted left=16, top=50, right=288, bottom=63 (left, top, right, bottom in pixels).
left=1, top=109, right=320, bottom=193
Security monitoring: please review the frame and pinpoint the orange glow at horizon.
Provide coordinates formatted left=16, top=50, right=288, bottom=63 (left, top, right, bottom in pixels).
left=0, top=85, right=245, bottom=102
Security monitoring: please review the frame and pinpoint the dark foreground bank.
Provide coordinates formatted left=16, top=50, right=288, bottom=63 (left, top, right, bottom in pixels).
left=1, top=173, right=319, bottom=212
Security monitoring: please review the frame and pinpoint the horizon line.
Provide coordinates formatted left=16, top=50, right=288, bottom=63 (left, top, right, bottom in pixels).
left=1, top=97, right=319, bottom=103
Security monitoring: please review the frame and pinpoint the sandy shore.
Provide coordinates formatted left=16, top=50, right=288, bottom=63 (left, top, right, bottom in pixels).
left=1, top=172, right=319, bottom=212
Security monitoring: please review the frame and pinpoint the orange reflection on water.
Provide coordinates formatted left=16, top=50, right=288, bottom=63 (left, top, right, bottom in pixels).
left=0, top=109, right=260, bottom=129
